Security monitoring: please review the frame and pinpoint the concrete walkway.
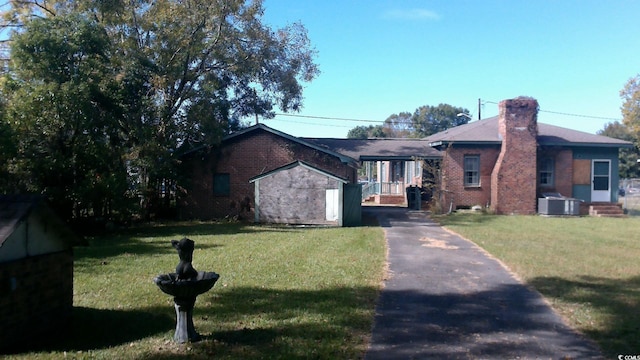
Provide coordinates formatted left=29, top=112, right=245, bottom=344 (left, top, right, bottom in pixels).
left=363, top=207, right=603, bottom=360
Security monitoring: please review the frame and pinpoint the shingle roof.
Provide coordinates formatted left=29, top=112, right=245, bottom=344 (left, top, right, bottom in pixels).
left=0, top=195, right=82, bottom=248
left=302, top=138, right=442, bottom=161
left=426, top=116, right=633, bottom=148
left=249, top=160, right=349, bottom=183
left=0, top=195, right=39, bottom=246
left=225, top=124, right=360, bottom=167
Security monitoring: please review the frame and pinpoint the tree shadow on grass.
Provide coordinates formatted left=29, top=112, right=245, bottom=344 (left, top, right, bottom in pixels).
left=74, top=222, right=316, bottom=263
left=139, top=285, right=380, bottom=359
left=4, top=306, right=173, bottom=355
left=528, top=275, right=640, bottom=358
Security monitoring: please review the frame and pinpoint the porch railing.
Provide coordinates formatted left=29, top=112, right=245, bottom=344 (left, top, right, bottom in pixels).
left=362, top=182, right=380, bottom=200
left=380, top=182, right=404, bottom=195
left=361, top=181, right=405, bottom=200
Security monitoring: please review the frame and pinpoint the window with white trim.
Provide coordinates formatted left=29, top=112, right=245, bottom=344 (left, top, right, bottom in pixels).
left=539, top=157, right=554, bottom=187
left=464, top=155, right=480, bottom=187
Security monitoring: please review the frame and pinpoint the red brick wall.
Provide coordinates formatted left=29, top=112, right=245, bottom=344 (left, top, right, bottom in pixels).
left=491, top=98, right=539, bottom=215
left=0, top=251, right=73, bottom=350
left=179, top=130, right=356, bottom=220
left=442, top=146, right=500, bottom=209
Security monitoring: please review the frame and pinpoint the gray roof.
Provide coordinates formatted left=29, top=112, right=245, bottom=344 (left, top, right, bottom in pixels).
left=427, top=116, right=633, bottom=148
left=224, top=124, right=360, bottom=167
left=0, top=195, right=81, bottom=248
left=302, top=138, right=442, bottom=161
left=249, top=160, right=349, bottom=183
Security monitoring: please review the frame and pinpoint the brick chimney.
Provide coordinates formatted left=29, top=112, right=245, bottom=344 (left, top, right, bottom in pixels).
left=490, top=97, right=539, bottom=214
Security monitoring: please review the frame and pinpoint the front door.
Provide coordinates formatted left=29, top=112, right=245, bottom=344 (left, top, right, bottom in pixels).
left=591, top=160, right=611, bottom=202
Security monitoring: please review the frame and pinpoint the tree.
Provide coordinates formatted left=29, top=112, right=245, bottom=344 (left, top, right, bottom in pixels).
left=411, top=103, right=470, bottom=137
left=347, top=124, right=386, bottom=139
left=383, top=112, right=414, bottom=137
left=621, top=75, right=640, bottom=140
left=598, top=121, right=640, bottom=178
left=1, top=0, right=319, bottom=221
left=4, top=14, right=129, bottom=219
left=619, top=75, right=640, bottom=179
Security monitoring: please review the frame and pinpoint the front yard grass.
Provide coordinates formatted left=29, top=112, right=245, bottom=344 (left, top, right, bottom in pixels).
left=437, top=213, right=640, bottom=358
left=7, top=221, right=386, bottom=360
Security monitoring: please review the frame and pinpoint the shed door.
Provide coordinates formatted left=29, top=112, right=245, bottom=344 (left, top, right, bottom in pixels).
left=326, top=189, right=339, bottom=221
left=591, top=160, right=611, bottom=202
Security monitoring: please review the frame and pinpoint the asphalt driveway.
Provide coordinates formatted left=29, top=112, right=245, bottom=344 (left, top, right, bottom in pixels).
left=363, top=207, right=603, bottom=360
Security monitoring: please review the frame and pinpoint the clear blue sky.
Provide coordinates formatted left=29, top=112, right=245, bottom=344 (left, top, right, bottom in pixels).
left=260, top=0, right=640, bottom=138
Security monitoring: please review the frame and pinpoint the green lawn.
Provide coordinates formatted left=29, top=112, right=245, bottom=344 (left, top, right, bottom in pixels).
left=437, top=213, right=640, bottom=358
left=7, top=221, right=386, bottom=360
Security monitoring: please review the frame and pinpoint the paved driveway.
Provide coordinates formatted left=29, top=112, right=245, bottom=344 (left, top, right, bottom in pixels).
left=363, top=207, right=603, bottom=360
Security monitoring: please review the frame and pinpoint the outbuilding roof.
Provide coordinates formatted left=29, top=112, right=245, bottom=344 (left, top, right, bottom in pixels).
left=0, top=195, right=81, bottom=248
left=249, top=160, right=349, bottom=183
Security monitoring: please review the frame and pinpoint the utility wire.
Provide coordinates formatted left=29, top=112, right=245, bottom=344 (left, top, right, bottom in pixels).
left=272, top=101, right=622, bottom=126
left=274, top=113, right=383, bottom=123
left=483, top=100, right=621, bottom=121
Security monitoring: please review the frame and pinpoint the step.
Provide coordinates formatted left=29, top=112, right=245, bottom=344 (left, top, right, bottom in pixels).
left=589, top=203, right=625, bottom=217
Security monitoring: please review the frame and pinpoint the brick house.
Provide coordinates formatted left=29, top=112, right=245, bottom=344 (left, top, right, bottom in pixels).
left=0, top=195, right=80, bottom=350
left=180, top=97, right=631, bottom=219
left=427, top=97, right=633, bottom=215
left=178, top=124, right=359, bottom=222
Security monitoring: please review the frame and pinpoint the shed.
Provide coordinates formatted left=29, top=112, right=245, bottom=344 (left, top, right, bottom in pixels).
left=250, top=161, right=359, bottom=226
left=0, top=195, right=80, bottom=350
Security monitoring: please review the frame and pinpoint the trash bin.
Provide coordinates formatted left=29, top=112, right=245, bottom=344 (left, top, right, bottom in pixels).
left=406, top=186, right=421, bottom=210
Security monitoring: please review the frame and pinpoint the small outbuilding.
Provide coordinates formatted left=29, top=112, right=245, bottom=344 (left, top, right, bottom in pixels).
left=249, top=161, right=360, bottom=226
left=0, top=195, right=80, bottom=350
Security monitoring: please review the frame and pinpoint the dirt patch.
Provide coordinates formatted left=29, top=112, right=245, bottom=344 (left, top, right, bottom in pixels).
left=419, top=237, right=459, bottom=250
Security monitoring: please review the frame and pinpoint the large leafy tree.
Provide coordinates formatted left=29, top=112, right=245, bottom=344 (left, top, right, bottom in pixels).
left=347, top=124, right=386, bottom=139
left=4, top=14, right=128, bottom=219
left=411, top=103, right=470, bottom=137
left=598, top=121, right=640, bottom=178
left=621, top=75, right=640, bottom=139
left=1, top=0, right=319, bottom=221
left=383, top=111, right=413, bottom=137
left=347, top=103, right=470, bottom=139
left=619, top=75, right=640, bottom=179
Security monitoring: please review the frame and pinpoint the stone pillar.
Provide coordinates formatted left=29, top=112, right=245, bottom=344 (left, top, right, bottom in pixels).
left=490, top=97, right=539, bottom=214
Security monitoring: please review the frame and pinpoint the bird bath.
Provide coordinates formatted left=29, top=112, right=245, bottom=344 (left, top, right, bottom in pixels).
left=153, top=238, right=219, bottom=343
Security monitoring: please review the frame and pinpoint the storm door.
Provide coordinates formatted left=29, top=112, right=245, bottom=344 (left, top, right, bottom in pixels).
left=591, top=160, right=611, bottom=202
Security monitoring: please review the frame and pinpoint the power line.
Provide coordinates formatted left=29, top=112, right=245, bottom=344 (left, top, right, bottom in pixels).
left=483, top=100, right=622, bottom=121
left=272, top=100, right=622, bottom=127
left=274, top=113, right=384, bottom=123
left=270, top=116, right=357, bottom=128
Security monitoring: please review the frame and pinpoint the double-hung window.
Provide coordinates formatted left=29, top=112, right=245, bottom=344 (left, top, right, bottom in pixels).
left=539, top=157, right=554, bottom=187
left=464, top=155, right=480, bottom=187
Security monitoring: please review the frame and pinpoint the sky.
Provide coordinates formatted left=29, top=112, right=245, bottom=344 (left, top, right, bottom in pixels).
left=258, top=0, right=640, bottom=138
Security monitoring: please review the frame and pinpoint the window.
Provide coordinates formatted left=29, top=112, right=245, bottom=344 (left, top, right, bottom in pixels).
left=213, top=173, right=230, bottom=196
left=464, top=155, right=480, bottom=187
left=539, top=157, right=554, bottom=187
